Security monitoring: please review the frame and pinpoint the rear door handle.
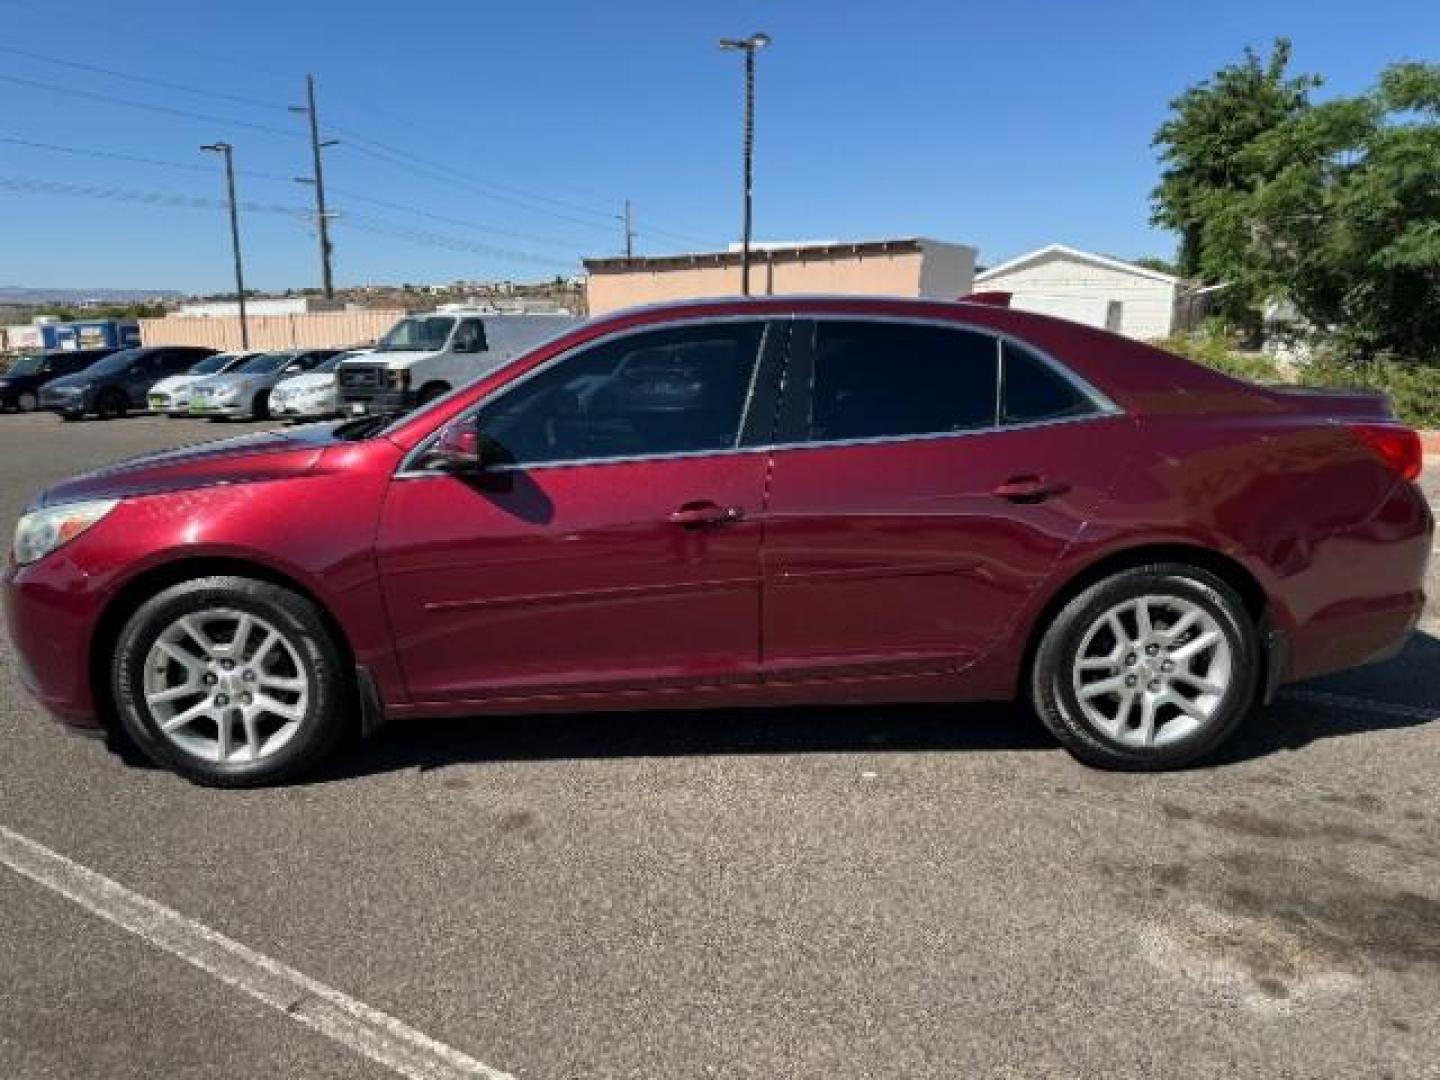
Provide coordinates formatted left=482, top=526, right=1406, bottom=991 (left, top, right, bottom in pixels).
left=669, top=501, right=745, bottom=527
left=992, top=475, right=1071, bottom=504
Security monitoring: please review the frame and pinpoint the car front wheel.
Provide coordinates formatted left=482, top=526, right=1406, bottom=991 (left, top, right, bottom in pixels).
left=112, top=576, right=351, bottom=786
left=1030, top=563, right=1259, bottom=770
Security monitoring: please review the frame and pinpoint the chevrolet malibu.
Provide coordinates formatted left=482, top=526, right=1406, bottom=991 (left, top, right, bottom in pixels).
left=4, top=297, right=1431, bottom=786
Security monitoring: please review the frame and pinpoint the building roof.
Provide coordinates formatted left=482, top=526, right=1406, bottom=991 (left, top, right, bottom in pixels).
left=974, top=243, right=1180, bottom=286
left=584, top=237, right=944, bottom=274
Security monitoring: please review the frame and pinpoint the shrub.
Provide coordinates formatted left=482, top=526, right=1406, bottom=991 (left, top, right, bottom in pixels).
left=1298, top=354, right=1440, bottom=429
left=1150, top=329, right=1283, bottom=383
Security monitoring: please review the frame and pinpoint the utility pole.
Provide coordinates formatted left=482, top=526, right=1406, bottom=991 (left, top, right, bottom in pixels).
left=200, top=142, right=248, bottom=349
left=290, top=74, right=338, bottom=298
left=719, top=33, right=770, bottom=296
left=621, top=199, right=636, bottom=258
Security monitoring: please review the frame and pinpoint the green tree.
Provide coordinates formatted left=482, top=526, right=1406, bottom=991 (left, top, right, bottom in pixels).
left=1151, top=39, right=1321, bottom=323
left=1222, top=61, right=1440, bottom=365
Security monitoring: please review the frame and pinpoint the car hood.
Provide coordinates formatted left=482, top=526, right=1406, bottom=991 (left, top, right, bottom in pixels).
left=191, top=373, right=261, bottom=391
left=355, top=348, right=438, bottom=366
left=275, top=372, right=334, bottom=392
left=35, top=428, right=332, bottom=507
left=41, top=372, right=93, bottom=391
left=150, top=374, right=194, bottom=395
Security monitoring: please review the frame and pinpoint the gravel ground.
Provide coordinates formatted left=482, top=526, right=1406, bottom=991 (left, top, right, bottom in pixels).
left=0, top=412, right=1437, bottom=1080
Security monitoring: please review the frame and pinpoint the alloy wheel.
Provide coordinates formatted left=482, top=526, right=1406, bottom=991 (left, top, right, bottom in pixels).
left=142, top=608, right=311, bottom=764
left=1070, top=595, right=1233, bottom=748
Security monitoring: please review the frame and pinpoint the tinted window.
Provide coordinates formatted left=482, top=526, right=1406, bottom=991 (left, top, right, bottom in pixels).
left=1001, top=342, right=1097, bottom=424
left=806, top=322, right=998, bottom=442
left=454, top=319, right=487, bottom=352
left=82, top=347, right=144, bottom=377
left=475, top=322, right=765, bottom=465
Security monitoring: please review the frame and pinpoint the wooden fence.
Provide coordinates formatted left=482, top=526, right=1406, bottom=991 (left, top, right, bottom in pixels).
left=139, top=309, right=405, bottom=351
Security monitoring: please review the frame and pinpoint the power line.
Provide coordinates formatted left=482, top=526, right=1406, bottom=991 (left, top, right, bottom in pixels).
left=340, top=215, right=578, bottom=269
left=0, top=45, right=287, bottom=111
left=1, top=134, right=591, bottom=252
left=0, top=73, right=303, bottom=138
left=335, top=136, right=619, bottom=234
left=0, top=174, right=310, bottom=216
left=0, top=173, right=577, bottom=268
left=0, top=135, right=295, bottom=182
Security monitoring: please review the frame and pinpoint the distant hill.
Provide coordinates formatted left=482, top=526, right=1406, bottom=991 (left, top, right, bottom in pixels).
left=0, top=286, right=183, bottom=305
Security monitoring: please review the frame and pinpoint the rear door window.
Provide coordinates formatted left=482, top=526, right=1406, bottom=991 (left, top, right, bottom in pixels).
left=801, top=321, right=999, bottom=442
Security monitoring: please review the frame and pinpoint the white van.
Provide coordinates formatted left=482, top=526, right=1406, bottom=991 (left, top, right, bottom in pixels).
left=336, top=309, right=579, bottom=415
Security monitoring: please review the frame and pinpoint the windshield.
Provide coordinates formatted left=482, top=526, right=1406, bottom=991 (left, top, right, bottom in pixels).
left=81, top=347, right=145, bottom=377
left=312, top=353, right=347, bottom=374
left=6, top=355, right=44, bottom=376
left=376, top=316, right=454, bottom=352
left=235, top=352, right=296, bottom=375
left=190, top=353, right=239, bottom=376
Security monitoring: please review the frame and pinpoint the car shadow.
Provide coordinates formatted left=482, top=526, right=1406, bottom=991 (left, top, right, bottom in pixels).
left=311, top=632, right=1440, bottom=783
left=1218, top=629, right=1440, bottom=763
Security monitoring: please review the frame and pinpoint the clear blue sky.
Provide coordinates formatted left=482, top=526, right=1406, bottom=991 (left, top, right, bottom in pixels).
left=0, top=0, right=1435, bottom=293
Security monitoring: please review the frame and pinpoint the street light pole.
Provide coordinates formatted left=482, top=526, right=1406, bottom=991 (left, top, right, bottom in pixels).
left=201, top=141, right=248, bottom=349
left=719, top=32, right=770, bottom=296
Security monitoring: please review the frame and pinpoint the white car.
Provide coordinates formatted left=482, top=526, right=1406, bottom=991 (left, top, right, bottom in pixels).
left=270, top=350, right=368, bottom=420
left=146, top=352, right=258, bottom=416
left=189, top=349, right=337, bottom=420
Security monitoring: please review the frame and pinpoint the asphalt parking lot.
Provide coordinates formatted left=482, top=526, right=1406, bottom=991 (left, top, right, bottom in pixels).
left=0, top=412, right=1437, bottom=1079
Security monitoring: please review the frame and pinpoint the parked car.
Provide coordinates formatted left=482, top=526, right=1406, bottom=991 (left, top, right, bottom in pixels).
left=188, top=349, right=339, bottom=420
left=0, top=348, right=117, bottom=412
left=38, top=345, right=218, bottom=420
left=336, top=310, right=576, bottom=416
left=4, top=297, right=1431, bottom=786
left=148, top=352, right=260, bottom=416
left=270, top=349, right=366, bottom=421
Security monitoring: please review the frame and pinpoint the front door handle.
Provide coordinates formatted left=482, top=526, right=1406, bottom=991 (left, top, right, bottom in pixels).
left=992, top=475, right=1071, bottom=504
left=669, top=501, right=746, bottom=527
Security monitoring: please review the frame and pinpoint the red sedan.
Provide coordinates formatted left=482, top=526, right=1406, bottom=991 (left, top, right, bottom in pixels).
left=4, top=297, right=1431, bottom=785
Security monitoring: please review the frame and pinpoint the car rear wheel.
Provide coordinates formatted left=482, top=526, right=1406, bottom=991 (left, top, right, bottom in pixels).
left=16, top=391, right=37, bottom=412
left=1030, top=563, right=1259, bottom=770
left=96, top=389, right=127, bottom=421
left=112, top=576, right=351, bottom=786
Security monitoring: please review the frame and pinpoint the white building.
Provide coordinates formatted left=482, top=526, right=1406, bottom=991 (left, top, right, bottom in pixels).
left=972, top=244, right=1183, bottom=340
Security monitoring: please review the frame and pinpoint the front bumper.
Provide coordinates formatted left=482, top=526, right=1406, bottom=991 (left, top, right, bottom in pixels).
left=273, top=396, right=338, bottom=419
left=40, top=395, right=89, bottom=417
left=339, top=389, right=416, bottom=415
left=188, top=398, right=248, bottom=417
left=148, top=393, right=190, bottom=415
left=2, top=556, right=104, bottom=729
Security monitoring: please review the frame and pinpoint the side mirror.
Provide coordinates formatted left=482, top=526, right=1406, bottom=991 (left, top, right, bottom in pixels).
left=432, top=416, right=481, bottom=470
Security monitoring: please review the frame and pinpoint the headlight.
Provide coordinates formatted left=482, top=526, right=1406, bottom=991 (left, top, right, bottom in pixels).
left=215, top=385, right=241, bottom=402
left=14, top=499, right=119, bottom=565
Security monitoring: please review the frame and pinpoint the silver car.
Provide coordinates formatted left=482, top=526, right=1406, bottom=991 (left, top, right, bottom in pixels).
left=188, top=349, right=338, bottom=420
left=147, top=352, right=259, bottom=416
left=270, top=350, right=367, bottom=420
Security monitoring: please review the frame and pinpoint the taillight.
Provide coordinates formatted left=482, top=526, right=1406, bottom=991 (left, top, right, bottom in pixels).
left=1347, top=423, right=1423, bottom=481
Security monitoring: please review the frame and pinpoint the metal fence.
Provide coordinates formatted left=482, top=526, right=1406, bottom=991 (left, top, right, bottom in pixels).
left=138, top=309, right=406, bottom=351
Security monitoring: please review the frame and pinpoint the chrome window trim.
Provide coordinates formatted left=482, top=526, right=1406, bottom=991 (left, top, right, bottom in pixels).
left=394, top=312, right=1125, bottom=479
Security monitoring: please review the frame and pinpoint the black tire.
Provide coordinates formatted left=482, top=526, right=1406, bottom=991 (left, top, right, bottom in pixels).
left=16, top=390, right=38, bottom=413
left=112, top=576, right=352, bottom=787
left=60, top=413, right=82, bottom=422
left=416, top=382, right=450, bottom=407
left=96, top=389, right=127, bottom=421
left=1029, top=563, right=1260, bottom=771
left=251, top=390, right=271, bottom=420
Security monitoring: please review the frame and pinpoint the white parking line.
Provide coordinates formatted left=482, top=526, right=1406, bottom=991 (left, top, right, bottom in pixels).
left=0, top=826, right=512, bottom=1080
left=1283, top=689, right=1438, bottom=722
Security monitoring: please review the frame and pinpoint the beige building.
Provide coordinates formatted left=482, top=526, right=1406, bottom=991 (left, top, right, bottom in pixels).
left=140, top=308, right=405, bottom=352
left=583, top=238, right=977, bottom=315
